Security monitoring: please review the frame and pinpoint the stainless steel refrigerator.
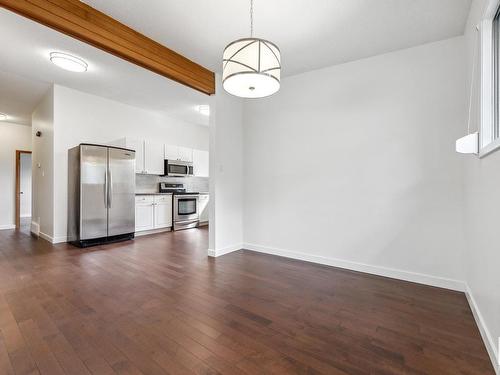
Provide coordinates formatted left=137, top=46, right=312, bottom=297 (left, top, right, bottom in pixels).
left=68, top=144, right=135, bottom=247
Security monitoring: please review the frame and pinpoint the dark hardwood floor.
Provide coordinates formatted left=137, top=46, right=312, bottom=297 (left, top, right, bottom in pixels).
left=0, top=228, right=494, bottom=375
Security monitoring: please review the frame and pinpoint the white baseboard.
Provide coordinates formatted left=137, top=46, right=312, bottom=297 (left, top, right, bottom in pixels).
left=0, top=224, right=15, bottom=230
left=243, top=243, right=466, bottom=292
left=38, top=231, right=53, bottom=243
left=52, top=235, right=67, bottom=244
left=135, top=227, right=171, bottom=237
left=31, top=221, right=39, bottom=236
left=465, top=285, right=499, bottom=374
left=208, top=243, right=242, bottom=257
left=39, top=231, right=67, bottom=244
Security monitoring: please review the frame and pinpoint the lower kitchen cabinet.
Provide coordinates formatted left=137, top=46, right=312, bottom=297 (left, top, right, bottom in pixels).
left=154, top=195, right=172, bottom=229
left=135, top=195, right=172, bottom=232
left=135, top=196, right=154, bottom=231
left=199, top=193, right=209, bottom=224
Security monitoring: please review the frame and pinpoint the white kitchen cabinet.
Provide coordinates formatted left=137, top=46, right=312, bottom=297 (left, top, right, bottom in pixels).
left=199, top=193, right=209, bottom=224
left=135, top=194, right=173, bottom=233
left=178, top=146, right=193, bottom=162
left=144, top=140, right=164, bottom=175
left=132, top=140, right=145, bottom=174
left=153, top=195, right=172, bottom=228
left=135, top=196, right=154, bottom=231
left=112, top=138, right=163, bottom=175
left=164, top=144, right=179, bottom=161
left=164, top=144, right=193, bottom=162
left=111, top=137, right=144, bottom=173
left=193, top=149, right=209, bottom=177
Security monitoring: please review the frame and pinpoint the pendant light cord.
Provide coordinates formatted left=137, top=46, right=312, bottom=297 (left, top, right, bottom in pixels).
left=250, top=0, right=254, bottom=37
left=467, top=26, right=479, bottom=135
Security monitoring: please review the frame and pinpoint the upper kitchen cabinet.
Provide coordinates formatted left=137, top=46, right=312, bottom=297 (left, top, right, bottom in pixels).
left=193, top=149, right=209, bottom=177
left=111, top=137, right=143, bottom=173
left=164, top=144, right=178, bottom=161
left=144, top=140, right=164, bottom=175
left=164, top=144, right=193, bottom=162
left=178, top=146, right=193, bottom=162
left=112, top=137, right=163, bottom=175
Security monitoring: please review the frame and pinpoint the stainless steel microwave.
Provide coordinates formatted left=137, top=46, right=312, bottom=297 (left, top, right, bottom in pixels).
left=164, top=160, right=193, bottom=177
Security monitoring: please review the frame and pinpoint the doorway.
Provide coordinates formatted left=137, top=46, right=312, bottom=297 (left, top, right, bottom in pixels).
left=15, top=150, right=32, bottom=232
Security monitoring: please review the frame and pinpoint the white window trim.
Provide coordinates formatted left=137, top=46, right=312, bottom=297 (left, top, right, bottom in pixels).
left=479, top=0, right=500, bottom=157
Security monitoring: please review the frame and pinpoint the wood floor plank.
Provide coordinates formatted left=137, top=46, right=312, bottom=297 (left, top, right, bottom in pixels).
left=0, top=332, right=15, bottom=375
left=17, top=319, right=65, bottom=375
left=0, top=227, right=494, bottom=375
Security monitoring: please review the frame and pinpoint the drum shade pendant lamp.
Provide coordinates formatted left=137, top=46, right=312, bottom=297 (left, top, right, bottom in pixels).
left=222, top=0, right=281, bottom=98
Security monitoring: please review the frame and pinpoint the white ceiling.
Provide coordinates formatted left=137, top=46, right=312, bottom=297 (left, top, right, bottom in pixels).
left=0, top=1, right=472, bottom=127
left=83, top=0, right=472, bottom=76
left=0, top=71, right=50, bottom=126
left=0, top=9, right=211, bottom=127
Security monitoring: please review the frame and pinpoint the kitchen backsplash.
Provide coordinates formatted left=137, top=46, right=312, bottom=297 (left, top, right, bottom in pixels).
left=135, top=174, right=209, bottom=193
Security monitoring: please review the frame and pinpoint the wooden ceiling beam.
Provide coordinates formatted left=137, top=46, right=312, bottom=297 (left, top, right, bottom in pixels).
left=0, top=0, right=215, bottom=95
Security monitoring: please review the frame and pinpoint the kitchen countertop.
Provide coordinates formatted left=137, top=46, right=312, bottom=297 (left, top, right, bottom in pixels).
left=135, top=192, right=173, bottom=195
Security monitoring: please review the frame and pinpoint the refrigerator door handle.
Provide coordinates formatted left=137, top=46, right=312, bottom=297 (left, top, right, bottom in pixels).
left=104, top=169, right=108, bottom=207
left=108, top=168, right=113, bottom=208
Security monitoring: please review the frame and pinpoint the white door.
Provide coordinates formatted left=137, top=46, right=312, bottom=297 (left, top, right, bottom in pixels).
left=144, top=140, right=164, bottom=175
left=126, top=138, right=144, bottom=173
left=178, top=147, right=193, bottom=162
left=199, top=194, right=209, bottom=223
left=154, top=195, right=172, bottom=228
left=135, top=196, right=154, bottom=231
left=193, top=150, right=209, bottom=177
left=164, top=144, right=179, bottom=161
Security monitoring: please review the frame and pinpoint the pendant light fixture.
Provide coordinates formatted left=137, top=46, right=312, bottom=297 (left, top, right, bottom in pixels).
left=222, top=0, right=281, bottom=98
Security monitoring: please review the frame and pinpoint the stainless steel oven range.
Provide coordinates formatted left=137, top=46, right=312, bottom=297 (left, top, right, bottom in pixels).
left=159, top=183, right=199, bottom=230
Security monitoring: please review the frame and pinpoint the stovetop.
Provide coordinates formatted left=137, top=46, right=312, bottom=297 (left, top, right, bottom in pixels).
left=158, top=189, right=199, bottom=195
left=158, top=182, right=198, bottom=195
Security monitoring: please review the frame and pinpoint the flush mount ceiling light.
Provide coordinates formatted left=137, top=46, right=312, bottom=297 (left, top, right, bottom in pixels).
left=0, top=113, right=7, bottom=120
left=50, top=52, right=88, bottom=72
left=222, top=0, right=281, bottom=98
left=198, top=105, right=210, bottom=116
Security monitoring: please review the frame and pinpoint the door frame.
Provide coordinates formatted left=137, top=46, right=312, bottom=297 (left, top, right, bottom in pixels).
left=15, top=150, right=32, bottom=228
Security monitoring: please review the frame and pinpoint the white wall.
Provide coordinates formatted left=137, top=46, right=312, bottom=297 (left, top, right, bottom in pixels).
left=243, top=37, right=468, bottom=289
left=51, top=85, right=209, bottom=241
left=463, top=0, right=500, bottom=371
left=32, top=87, right=54, bottom=238
left=0, top=122, right=32, bottom=229
left=208, top=75, right=244, bottom=256
left=20, top=152, right=32, bottom=217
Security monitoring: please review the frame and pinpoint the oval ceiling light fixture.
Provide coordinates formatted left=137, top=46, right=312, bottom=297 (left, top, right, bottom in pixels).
left=50, top=52, right=88, bottom=72
left=222, top=0, right=281, bottom=98
left=0, top=112, right=7, bottom=120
